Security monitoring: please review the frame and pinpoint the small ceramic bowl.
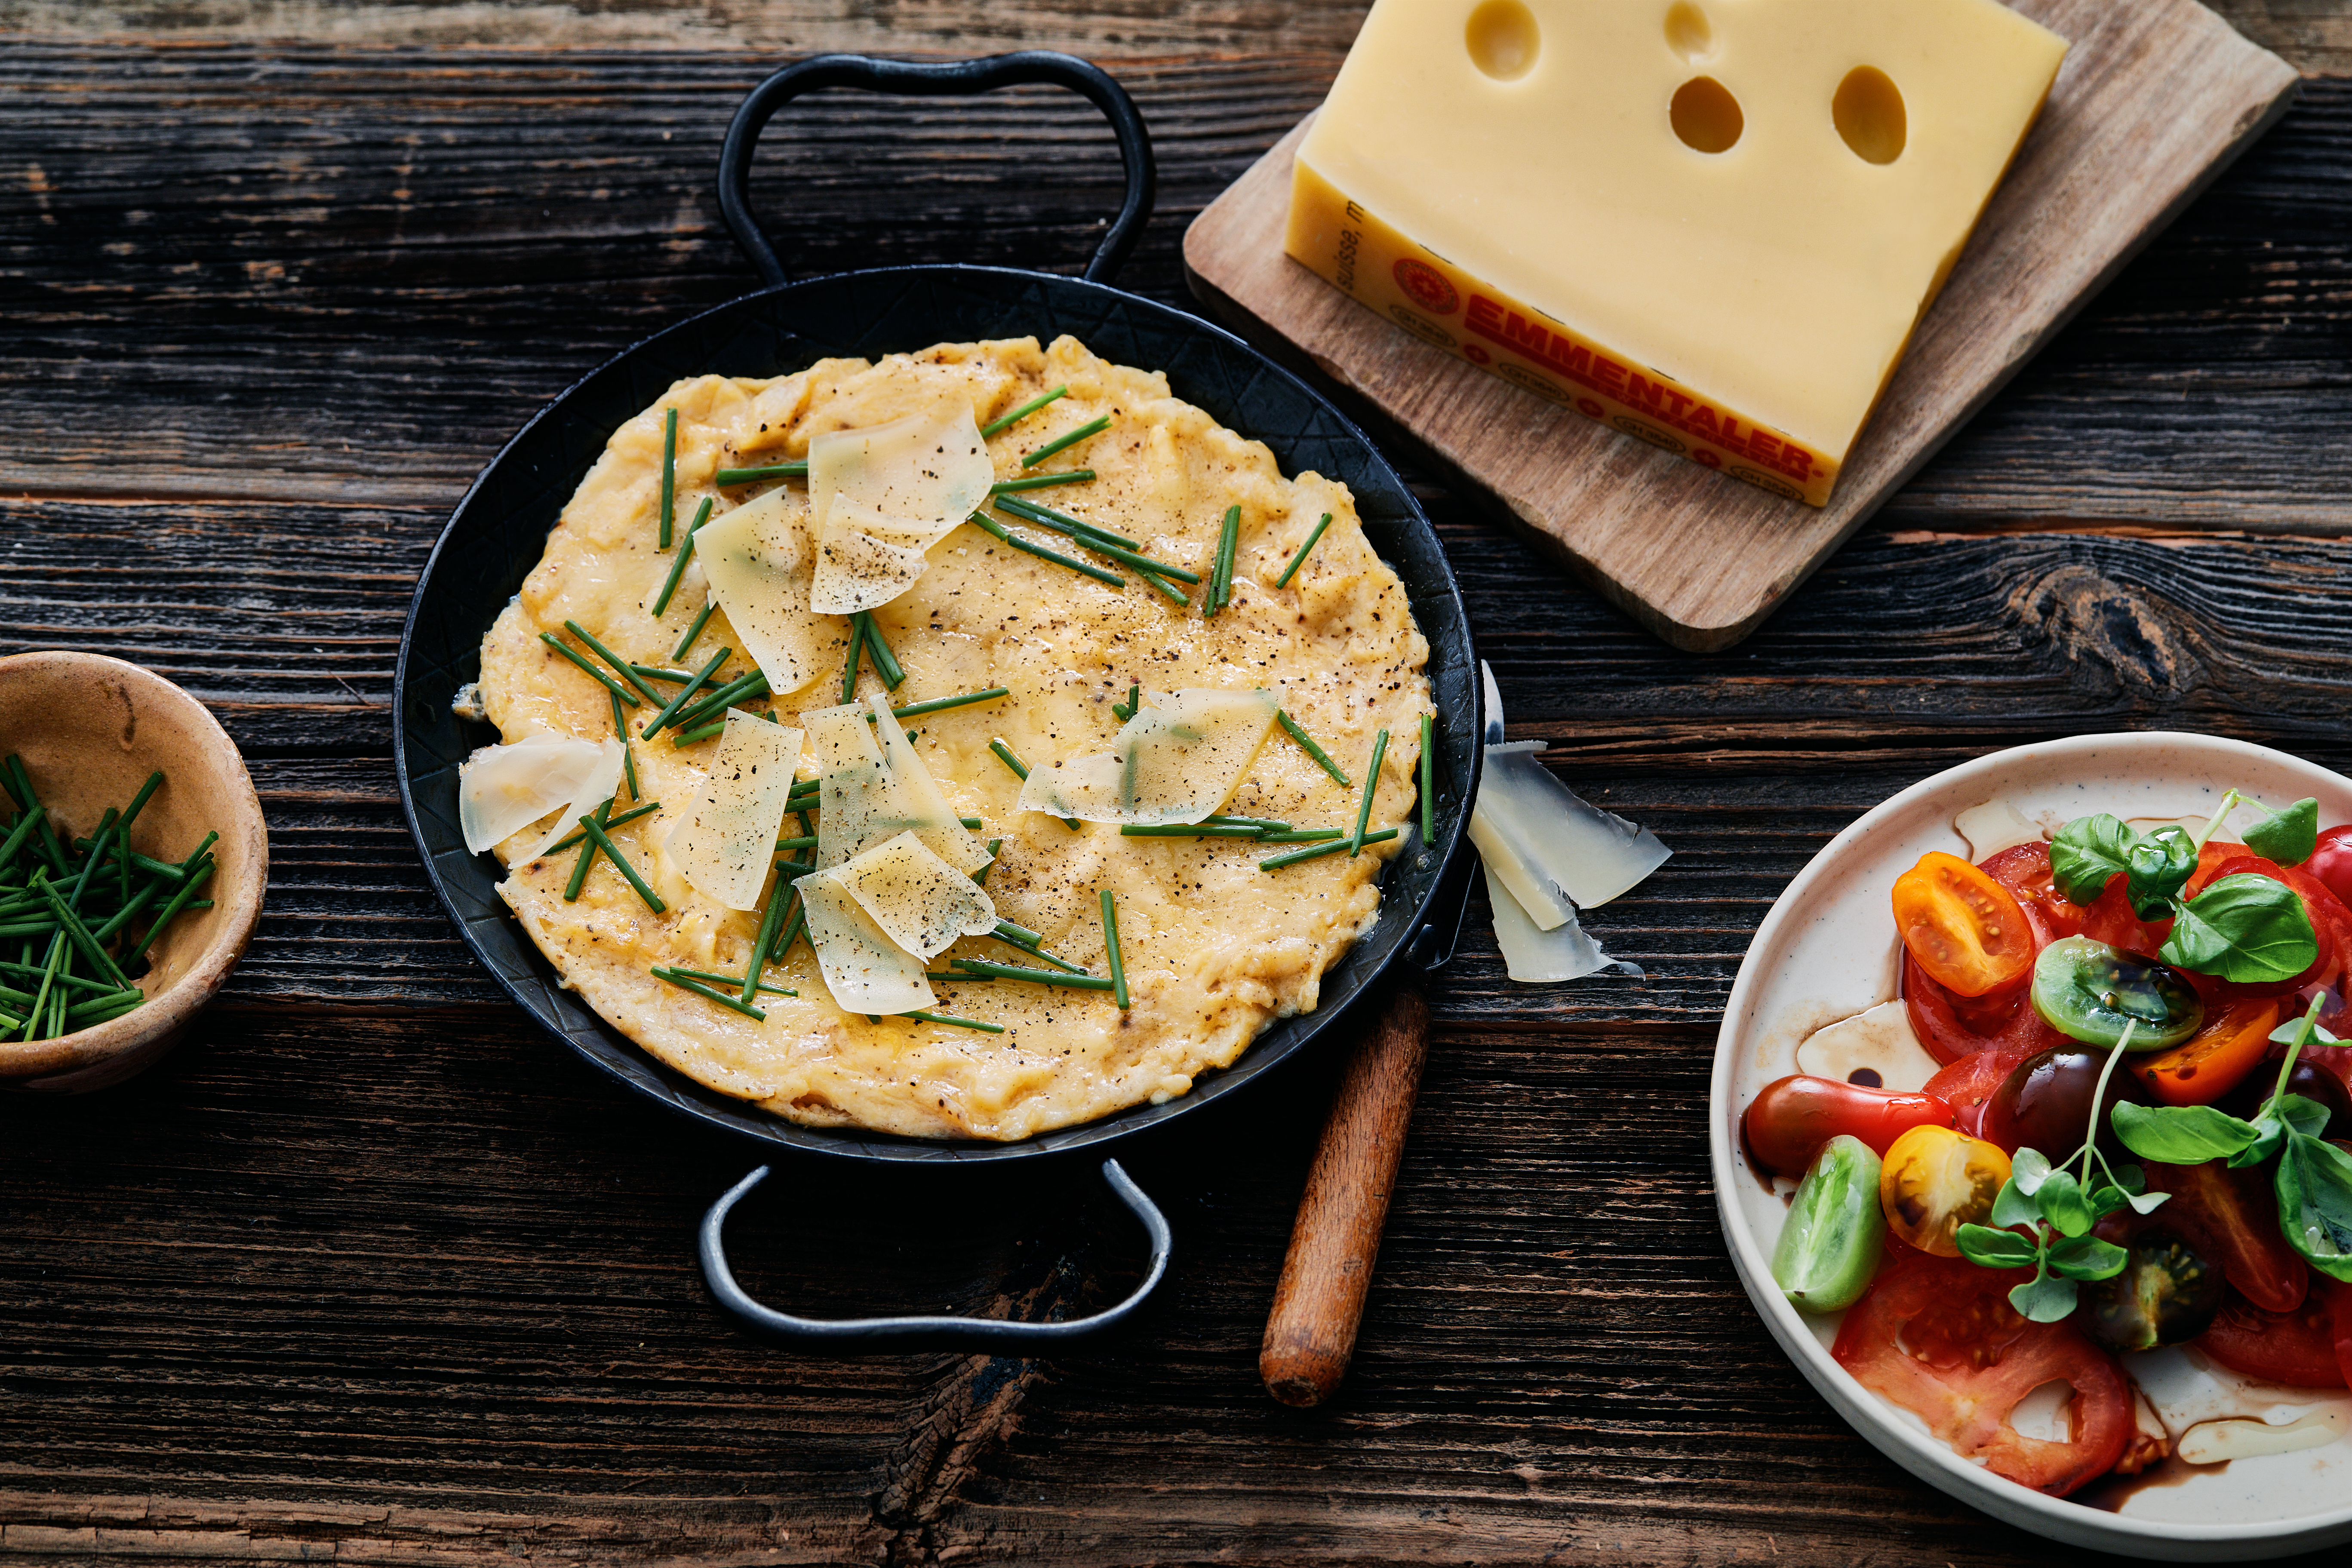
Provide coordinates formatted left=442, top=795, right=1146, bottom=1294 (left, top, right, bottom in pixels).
left=0, top=651, right=267, bottom=1093
left=1713, top=731, right=2352, bottom=1559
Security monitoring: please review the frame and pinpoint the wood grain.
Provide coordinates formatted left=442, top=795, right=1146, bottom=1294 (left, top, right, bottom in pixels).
left=1182, top=0, right=2302, bottom=650
left=5, top=24, right=2352, bottom=1566
left=1261, top=982, right=1430, bottom=1407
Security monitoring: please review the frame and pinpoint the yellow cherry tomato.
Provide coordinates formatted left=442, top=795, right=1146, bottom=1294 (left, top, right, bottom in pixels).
left=1891, top=851, right=2036, bottom=997
left=1877, top=1123, right=2013, bottom=1257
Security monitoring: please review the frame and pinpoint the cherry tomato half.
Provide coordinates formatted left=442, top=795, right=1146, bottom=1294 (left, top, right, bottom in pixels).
left=2129, top=998, right=2281, bottom=1107
left=2143, top=1159, right=2309, bottom=1315
left=1743, top=1075, right=1958, bottom=1178
left=2307, top=823, right=2352, bottom=912
left=1978, top=842, right=2085, bottom=947
left=1833, top=1253, right=2132, bottom=1497
left=1894, top=852, right=2037, bottom=997
left=1879, top=1123, right=2011, bottom=1257
left=2193, top=1288, right=2347, bottom=1390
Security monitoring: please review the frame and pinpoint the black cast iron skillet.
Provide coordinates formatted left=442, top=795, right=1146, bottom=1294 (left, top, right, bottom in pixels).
left=394, top=52, right=1481, bottom=1352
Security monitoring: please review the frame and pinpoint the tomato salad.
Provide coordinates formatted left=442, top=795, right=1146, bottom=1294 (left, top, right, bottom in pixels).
left=1744, top=790, right=2352, bottom=1498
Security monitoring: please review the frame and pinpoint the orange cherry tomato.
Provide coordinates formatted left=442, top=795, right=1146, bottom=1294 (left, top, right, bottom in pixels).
left=2129, top=997, right=2280, bottom=1107
left=1893, top=852, right=2036, bottom=998
left=1878, top=1123, right=2012, bottom=1257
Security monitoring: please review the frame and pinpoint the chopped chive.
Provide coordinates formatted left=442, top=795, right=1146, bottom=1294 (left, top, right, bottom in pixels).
left=714, top=460, right=807, bottom=486
left=656, top=964, right=793, bottom=998
left=563, top=798, right=613, bottom=900
left=1419, top=713, right=1436, bottom=842
left=630, top=664, right=694, bottom=684
left=123, top=855, right=215, bottom=968
left=741, top=884, right=792, bottom=1006
left=950, top=958, right=1116, bottom=990
left=862, top=616, right=906, bottom=690
left=113, top=770, right=164, bottom=907
left=981, top=384, right=1068, bottom=437
left=1205, top=504, right=1241, bottom=617
left=65, top=987, right=146, bottom=1021
left=642, top=646, right=732, bottom=738
left=774, top=835, right=817, bottom=851
left=890, top=686, right=1008, bottom=721
left=989, top=738, right=1078, bottom=830
left=5, top=758, right=68, bottom=876
left=539, top=632, right=642, bottom=709
left=775, top=895, right=809, bottom=959
left=658, top=406, right=677, bottom=548
left=88, top=879, right=163, bottom=943
left=1256, top=828, right=1344, bottom=844
left=1207, top=815, right=1291, bottom=832
left=990, top=469, right=1094, bottom=495
left=969, top=512, right=1124, bottom=588
left=992, top=493, right=1144, bottom=551
left=840, top=613, right=867, bottom=703
left=992, top=919, right=1087, bottom=974
left=34, top=872, right=127, bottom=988
left=672, top=719, right=725, bottom=747
left=1277, top=710, right=1350, bottom=786
left=610, top=689, right=640, bottom=801
left=0, top=806, right=46, bottom=879
left=580, top=812, right=665, bottom=912
left=1261, top=826, right=1399, bottom=871
left=673, top=670, right=770, bottom=733
left=1101, top=889, right=1129, bottom=1009
left=1112, top=684, right=1139, bottom=722
left=22, top=932, right=62, bottom=1042
left=1017, top=522, right=1200, bottom=586
left=1023, top=414, right=1110, bottom=469
left=1274, top=511, right=1335, bottom=588
left=652, top=496, right=714, bottom=617
left=564, top=620, right=664, bottom=705
left=1118, top=824, right=1264, bottom=839
left=547, top=798, right=660, bottom=855
left=653, top=966, right=763, bottom=1020
left=898, top=1009, right=1005, bottom=1033
left=673, top=601, right=718, bottom=661
left=773, top=857, right=815, bottom=878
left=1349, top=728, right=1390, bottom=857
left=927, top=970, right=994, bottom=982
left=974, top=836, right=1004, bottom=888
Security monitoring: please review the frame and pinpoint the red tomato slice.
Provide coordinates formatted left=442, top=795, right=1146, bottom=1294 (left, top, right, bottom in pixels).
left=1894, top=852, right=2038, bottom=997
left=2193, top=1287, right=2347, bottom=1390
left=2183, top=840, right=2253, bottom=898
left=2307, top=824, right=2352, bottom=909
left=1833, top=1254, right=2132, bottom=1497
left=1977, top=843, right=2085, bottom=947
left=2078, top=879, right=2174, bottom=962
left=2329, top=1276, right=2352, bottom=1390
left=2144, top=1160, right=2309, bottom=1315
left=1742, top=1075, right=1958, bottom=1177
left=1923, top=1039, right=2051, bottom=1139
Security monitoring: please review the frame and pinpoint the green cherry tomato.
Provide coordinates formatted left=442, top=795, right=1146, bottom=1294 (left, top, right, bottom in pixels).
left=1771, top=1134, right=1887, bottom=1314
left=2030, top=934, right=2204, bottom=1051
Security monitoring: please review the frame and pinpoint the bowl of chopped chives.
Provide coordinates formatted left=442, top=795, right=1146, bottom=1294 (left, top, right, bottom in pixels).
left=0, top=651, right=266, bottom=1092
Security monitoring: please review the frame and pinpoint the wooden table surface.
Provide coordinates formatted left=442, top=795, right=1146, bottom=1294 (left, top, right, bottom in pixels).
left=5, top=1, right=2351, bottom=1562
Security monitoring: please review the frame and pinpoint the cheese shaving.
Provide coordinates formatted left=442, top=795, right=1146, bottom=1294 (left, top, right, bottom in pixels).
left=1485, top=862, right=1636, bottom=981
left=1015, top=688, right=1280, bottom=825
left=663, top=711, right=807, bottom=910
left=458, top=727, right=615, bottom=857
left=1469, top=741, right=1669, bottom=928
left=805, top=696, right=990, bottom=875
left=807, top=397, right=993, bottom=614
left=833, top=830, right=997, bottom=959
left=796, top=869, right=936, bottom=1016
left=693, top=487, right=831, bottom=698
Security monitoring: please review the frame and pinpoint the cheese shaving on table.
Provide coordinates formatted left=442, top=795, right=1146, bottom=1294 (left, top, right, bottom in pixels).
left=458, top=728, right=618, bottom=857
left=806, top=397, right=994, bottom=614
left=1015, top=688, right=1280, bottom=825
left=795, top=868, right=936, bottom=1016
left=805, top=695, right=991, bottom=875
left=832, top=831, right=997, bottom=959
left=662, top=711, right=807, bottom=910
left=1468, top=741, right=1669, bottom=929
left=1484, top=862, right=1637, bottom=982
left=692, top=487, right=832, bottom=698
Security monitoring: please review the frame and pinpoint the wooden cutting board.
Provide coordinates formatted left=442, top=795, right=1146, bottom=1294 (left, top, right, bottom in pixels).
left=1182, top=0, right=2298, bottom=652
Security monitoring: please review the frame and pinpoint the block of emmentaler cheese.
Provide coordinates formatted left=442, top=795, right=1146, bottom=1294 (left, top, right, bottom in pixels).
left=1285, top=0, right=2068, bottom=505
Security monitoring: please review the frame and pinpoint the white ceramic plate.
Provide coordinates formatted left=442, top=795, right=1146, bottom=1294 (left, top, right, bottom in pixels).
left=1711, top=732, right=2352, bottom=1559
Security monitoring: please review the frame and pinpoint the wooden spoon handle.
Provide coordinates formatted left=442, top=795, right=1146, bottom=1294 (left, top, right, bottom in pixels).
left=1259, top=981, right=1430, bottom=1407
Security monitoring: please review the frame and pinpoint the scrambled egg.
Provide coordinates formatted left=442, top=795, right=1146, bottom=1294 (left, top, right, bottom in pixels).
left=474, top=335, right=1433, bottom=1140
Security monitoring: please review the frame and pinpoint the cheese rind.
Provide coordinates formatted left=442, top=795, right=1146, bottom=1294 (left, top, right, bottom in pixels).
left=1287, top=0, right=2068, bottom=506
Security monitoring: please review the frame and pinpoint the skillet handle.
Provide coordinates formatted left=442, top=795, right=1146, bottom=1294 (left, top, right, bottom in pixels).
left=1260, top=977, right=1431, bottom=1406
left=718, top=51, right=1158, bottom=290
left=699, top=1156, right=1171, bottom=1352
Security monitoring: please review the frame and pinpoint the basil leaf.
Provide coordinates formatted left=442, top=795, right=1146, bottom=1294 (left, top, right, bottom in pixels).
left=2036, top=1169, right=2095, bottom=1237
left=2124, top=824, right=2198, bottom=919
left=2243, top=797, right=2319, bottom=867
left=2010, top=1146, right=2053, bottom=1197
left=1956, top=1223, right=2040, bottom=1269
left=2273, top=1132, right=2352, bottom=1283
left=2159, top=873, right=2318, bottom=984
left=2009, top=1264, right=2080, bottom=1323
left=2050, top=814, right=2135, bottom=904
left=1989, top=1174, right=2043, bottom=1230
left=2111, top=1100, right=2260, bottom=1165
left=2047, top=1234, right=2131, bottom=1282
left=2279, top=1092, right=2334, bottom=1140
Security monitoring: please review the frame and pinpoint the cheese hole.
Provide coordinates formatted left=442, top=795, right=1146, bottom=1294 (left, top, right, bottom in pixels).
left=1664, top=3, right=1713, bottom=61
left=1834, top=66, right=1906, bottom=163
left=1670, top=77, right=1743, bottom=154
left=1466, top=0, right=1541, bottom=81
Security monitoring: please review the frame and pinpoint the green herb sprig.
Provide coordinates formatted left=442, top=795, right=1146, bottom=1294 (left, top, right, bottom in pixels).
left=1021, top=414, right=1109, bottom=469
left=969, top=512, right=1124, bottom=589
left=1277, top=710, right=1350, bottom=786
left=714, top=460, right=808, bottom=486
left=1274, top=512, right=1334, bottom=588
left=981, top=384, right=1067, bottom=438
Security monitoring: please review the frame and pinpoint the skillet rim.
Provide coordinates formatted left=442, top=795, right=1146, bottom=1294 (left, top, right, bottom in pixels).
left=393, top=260, right=1480, bottom=1167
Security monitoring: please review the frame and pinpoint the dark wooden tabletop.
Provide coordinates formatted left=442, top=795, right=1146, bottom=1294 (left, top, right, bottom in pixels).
left=6, top=2, right=2352, bottom=1562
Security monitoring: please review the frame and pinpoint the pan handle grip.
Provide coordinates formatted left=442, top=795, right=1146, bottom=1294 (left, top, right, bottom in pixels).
left=699, top=1156, right=1172, bottom=1351
left=718, top=51, right=1157, bottom=290
left=1260, top=979, right=1431, bottom=1405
